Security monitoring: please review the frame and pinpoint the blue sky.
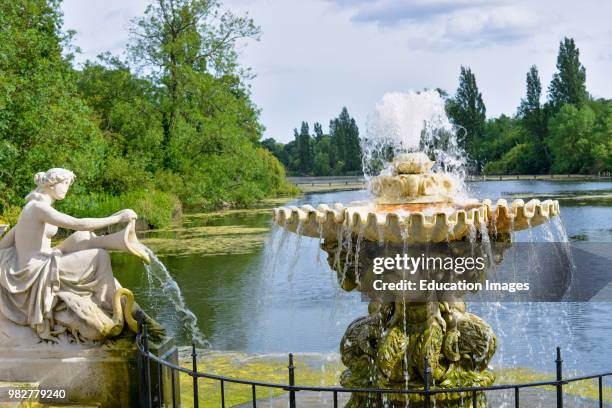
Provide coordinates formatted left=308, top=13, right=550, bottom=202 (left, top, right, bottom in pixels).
left=62, top=0, right=612, bottom=142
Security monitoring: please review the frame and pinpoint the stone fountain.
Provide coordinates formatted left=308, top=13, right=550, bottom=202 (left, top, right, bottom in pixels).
left=274, top=153, right=560, bottom=407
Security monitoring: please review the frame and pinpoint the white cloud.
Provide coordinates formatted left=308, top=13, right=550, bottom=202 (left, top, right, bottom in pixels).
left=324, top=0, right=541, bottom=50
left=327, top=0, right=488, bottom=23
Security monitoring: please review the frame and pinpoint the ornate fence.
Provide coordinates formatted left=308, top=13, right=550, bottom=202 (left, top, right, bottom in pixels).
left=136, top=323, right=610, bottom=408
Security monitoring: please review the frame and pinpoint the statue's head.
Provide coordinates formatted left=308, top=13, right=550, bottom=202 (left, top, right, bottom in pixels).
left=28, top=168, right=76, bottom=201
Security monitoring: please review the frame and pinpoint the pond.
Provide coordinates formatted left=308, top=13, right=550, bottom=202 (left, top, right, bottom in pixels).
left=113, top=180, right=612, bottom=377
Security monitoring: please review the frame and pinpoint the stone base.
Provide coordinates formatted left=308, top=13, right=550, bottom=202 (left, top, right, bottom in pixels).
left=0, top=315, right=178, bottom=407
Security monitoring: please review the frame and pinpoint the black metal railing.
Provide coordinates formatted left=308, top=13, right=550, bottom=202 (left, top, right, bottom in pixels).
left=136, top=323, right=611, bottom=408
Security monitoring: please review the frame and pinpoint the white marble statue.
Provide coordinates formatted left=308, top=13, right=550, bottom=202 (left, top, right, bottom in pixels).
left=0, top=168, right=161, bottom=343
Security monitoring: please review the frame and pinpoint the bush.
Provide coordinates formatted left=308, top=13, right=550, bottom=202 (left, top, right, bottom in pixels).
left=484, top=143, right=540, bottom=175
left=178, top=145, right=298, bottom=211
left=0, top=205, right=21, bottom=227
left=56, top=189, right=181, bottom=229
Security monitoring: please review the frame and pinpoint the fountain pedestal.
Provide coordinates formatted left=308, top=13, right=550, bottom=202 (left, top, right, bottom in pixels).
left=323, top=240, right=498, bottom=407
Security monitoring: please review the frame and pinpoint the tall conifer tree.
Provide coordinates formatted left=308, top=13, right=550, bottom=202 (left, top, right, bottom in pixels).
left=330, top=107, right=361, bottom=173
left=548, top=37, right=587, bottom=111
left=518, top=65, right=549, bottom=172
left=445, top=66, right=486, bottom=171
left=296, top=121, right=313, bottom=174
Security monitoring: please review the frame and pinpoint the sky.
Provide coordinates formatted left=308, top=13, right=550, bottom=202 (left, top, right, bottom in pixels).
left=61, top=0, right=612, bottom=143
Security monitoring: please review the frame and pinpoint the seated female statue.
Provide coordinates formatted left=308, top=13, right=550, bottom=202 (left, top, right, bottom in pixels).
left=0, top=168, right=163, bottom=342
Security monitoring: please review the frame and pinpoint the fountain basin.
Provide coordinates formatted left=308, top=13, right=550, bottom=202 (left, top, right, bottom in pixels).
left=273, top=198, right=560, bottom=244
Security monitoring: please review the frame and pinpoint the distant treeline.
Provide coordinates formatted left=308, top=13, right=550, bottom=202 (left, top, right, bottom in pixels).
left=445, top=37, right=612, bottom=175
left=0, top=0, right=295, bottom=227
left=264, top=37, right=612, bottom=177
left=261, top=108, right=363, bottom=176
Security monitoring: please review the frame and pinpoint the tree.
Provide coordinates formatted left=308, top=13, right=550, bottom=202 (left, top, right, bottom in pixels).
left=548, top=37, right=587, bottom=111
left=517, top=65, right=549, bottom=172
left=445, top=66, right=486, bottom=172
left=77, top=55, right=165, bottom=193
left=547, top=104, right=600, bottom=173
left=313, top=122, right=324, bottom=141
left=0, top=0, right=106, bottom=211
left=296, top=122, right=313, bottom=174
left=128, top=0, right=261, bottom=168
left=518, top=66, right=542, bottom=119
left=125, top=0, right=294, bottom=208
left=330, top=107, right=361, bottom=174
left=261, top=138, right=290, bottom=167
left=313, top=135, right=336, bottom=176
left=313, top=151, right=331, bottom=176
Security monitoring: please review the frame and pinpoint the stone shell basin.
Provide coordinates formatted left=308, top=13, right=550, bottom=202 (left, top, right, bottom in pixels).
left=273, top=199, right=560, bottom=244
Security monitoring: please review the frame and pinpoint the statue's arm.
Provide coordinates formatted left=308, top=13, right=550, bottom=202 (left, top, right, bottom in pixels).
left=0, top=227, right=15, bottom=249
left=34, top=203, right=124, bottom=231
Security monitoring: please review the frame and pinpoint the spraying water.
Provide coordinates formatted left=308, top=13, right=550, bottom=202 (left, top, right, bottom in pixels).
left=361, top=89, right=468, bottom=199
left=143, top=248, right=209, bottom=347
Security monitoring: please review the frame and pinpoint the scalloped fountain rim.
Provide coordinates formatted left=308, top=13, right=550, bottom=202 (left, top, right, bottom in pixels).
left=273, top=199, right=560, bottom=244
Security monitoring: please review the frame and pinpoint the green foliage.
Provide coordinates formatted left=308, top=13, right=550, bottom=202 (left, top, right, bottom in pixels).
left=0, top=0, right=107, bottom=210
left=518, top=66, right=543, bottom=119
left=547, top=104, right=610, bottom=174
left=455, top=37, right=611, bottom=176
left=446, top=66, right=487, bottom=172
left=483, top=143, right=539, bottom=175
left=296, top=122, right=313, bottom=174
left=123, top=0, right=291, bottom=208
left=261, top=107, right=361, bottom=176
left=313, top=136, right=334, bottom=176
left=330, top=107, right=361, bottom=173
left=57, top=190, right=181, bottom=229
left=548, top=37, right=588, bottom=111
left=177, top=143, right=297, bottom=210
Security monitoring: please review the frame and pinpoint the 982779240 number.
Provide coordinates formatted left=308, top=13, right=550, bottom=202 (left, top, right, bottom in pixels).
left=4, top=388, right=67, bottom=401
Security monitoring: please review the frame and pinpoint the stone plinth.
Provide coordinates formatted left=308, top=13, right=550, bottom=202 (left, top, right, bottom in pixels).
left=0, top=315, right=178, bottom=407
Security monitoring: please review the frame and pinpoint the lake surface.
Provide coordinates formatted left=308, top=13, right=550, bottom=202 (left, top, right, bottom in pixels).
left=113, top=180, right=612, bottom=377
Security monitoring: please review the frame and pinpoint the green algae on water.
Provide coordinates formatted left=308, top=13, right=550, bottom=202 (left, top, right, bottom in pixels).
left=141, top=207, right=277, bottom=257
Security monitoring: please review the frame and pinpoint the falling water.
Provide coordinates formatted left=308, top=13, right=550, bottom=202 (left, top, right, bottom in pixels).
left=342, top=223, right=354, bottom=284
left=551, top=215, right=577, bottom=293
left=334, top=224, right=345, bottom=272
left=377, top=223, right=385, bottom=247
left=144, top=249, right=208, bottom=347
left=317, top=222, right=324, bottom=265
left=478, top=219, right=494, bottom=267
left=286, top=220, right=304, bottom=286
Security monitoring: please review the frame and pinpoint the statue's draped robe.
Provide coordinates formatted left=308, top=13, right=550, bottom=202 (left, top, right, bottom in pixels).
left=0, top=244, right=117, bottom=337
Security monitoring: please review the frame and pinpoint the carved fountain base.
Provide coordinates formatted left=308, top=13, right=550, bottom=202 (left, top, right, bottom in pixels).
left=339, top=301, right=495, bottom=407
left=324, top=240, right=498, bottom=407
